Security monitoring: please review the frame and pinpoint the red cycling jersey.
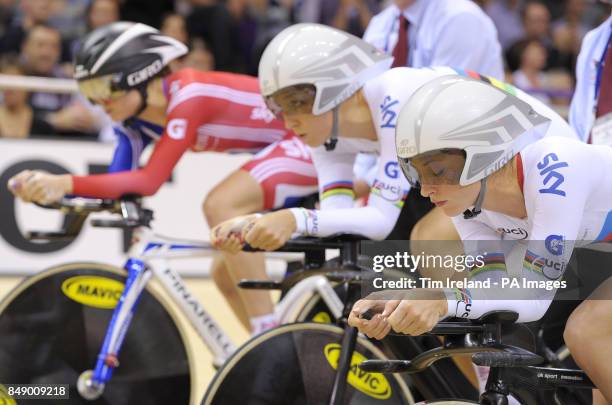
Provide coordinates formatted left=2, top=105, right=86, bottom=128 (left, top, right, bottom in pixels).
left=72, top=69, right=294, bottom=198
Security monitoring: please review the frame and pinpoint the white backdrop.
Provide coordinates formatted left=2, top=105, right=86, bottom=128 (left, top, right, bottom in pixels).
left=0, top=137, right=293, bottom=276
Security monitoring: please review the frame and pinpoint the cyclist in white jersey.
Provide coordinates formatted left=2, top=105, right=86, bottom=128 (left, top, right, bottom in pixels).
left=210, top=23, right=577, bottom=251
left=348, top=76, right=612, bottom=403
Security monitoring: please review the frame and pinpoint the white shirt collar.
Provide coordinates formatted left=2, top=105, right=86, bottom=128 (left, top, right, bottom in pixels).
left=392, top=0, right=427, bottom=26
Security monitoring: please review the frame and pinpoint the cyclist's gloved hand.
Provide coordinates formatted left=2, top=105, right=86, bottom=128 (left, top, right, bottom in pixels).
left=210, top=214, right=260, bottom=253
left=349, top=299, right=391, bottom=340
left=7, top=170, right=71, bottom=205
left=384, top=289, right=448, bottom=336
left=242, top=209, right=296, bottom=251
left=350, top=289, right=448, bottom=338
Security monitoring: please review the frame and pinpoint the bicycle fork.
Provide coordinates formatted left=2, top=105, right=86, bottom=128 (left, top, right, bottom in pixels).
left=329, top=325, right=358, bottom=405
left=77, top=258, right=151, bottom=400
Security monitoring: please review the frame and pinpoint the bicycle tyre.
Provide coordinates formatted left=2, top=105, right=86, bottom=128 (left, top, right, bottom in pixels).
left=294, top=289, right=478, bottom=402
left=201, top=322, right=415, bottom=404
left=0, top=262, right=195, bottom=404
left=415, top=401, right=477, bottom=404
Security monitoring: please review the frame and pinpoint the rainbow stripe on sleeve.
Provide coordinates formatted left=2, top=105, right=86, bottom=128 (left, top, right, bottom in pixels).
left=453, top=288, right=473, bottom=305
left=523, top=250, right=546, bottom=275
left=453, top=68, right=517, bottom=96
left=468, top=252, right=506, bottom=278
left=321, top=181, right=355, bottom=201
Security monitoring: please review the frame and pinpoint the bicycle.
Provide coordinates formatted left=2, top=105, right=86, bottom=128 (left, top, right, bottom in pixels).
left=358, top=310, right=596, bottom=405
left=202, top=236, right=479, bottom=405
left=0, top=197, right=359, bottom=405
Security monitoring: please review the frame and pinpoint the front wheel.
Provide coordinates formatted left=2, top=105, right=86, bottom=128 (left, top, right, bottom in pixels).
left=0, top=262, right=194, bottom=404
left=202, top=322, right=415, bottom=404
left=415, top=399, right=478, bottom=405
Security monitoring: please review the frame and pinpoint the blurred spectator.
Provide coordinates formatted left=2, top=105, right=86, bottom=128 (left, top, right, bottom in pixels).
left=364, top=0, right=504, bottom=79
left=187, top=0, right=243, bottom=72
left=507, top=1, right=570, bottom=71
left=243, top=0, right=291, bottom=74
left=0, top=55, right=52, bottom=138
left=485, top=0, right=525, bottom=50
left=0, top=0, right=16, bottom=37
left=511, top=38, right=552, bottom=103
left=161, top=13, right=189, bottom=44
left=332, top=0, right=379, bottom=37
left=67, top=0, right=120, bottom=66
left=87, top=0, right=120, bottom=31
left=473, top=0, right=491, bottom=7
left=0, top=0, right=56, bottom=55
left=119, top=0, right=174, bottom=28
left=20, top=24, right=97, bottom=136
left=294, top=0, right=380, bottom=37
left=184, top=37, right=215, bottom=71
left=161, top=13, right=191, bottom=71
left=569, top=9, right=612, bottom=143
left=48, top=0, right=88, bottom=46
left=552, top=0, right=589, bottom=62
left=522, top=1, right=551, bottom=40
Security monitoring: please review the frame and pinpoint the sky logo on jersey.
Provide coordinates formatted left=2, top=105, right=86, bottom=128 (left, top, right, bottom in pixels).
left=545, top=234, right=564, bottom=256
left=323, top=343, right=392, bottom=399
left=537, top=153, right=568, bottom=196
left=167, top=118, right=187, bottom=140
left=380, top=96, right=399, bottom=128
left=280, top=138, right=310, bottom=160
left=384, top=161, right=399, bottom=179
left=250, top=106, right=275, bottom=123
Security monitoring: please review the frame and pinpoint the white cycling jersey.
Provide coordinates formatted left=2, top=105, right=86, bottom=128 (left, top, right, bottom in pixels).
left=291, top=66, right=578, bottom=240
left=446, top=136, right=612, bottom=322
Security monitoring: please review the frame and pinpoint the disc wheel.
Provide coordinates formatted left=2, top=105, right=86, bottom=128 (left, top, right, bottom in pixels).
left=0, top=262, right=193, bottom=404
left=202, top=322, right=414, bottom=404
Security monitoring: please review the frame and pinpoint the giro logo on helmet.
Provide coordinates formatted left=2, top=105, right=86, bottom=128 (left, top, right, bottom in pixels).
left=127, top=59, right=163, bottom=86
left=483, top=150, right=515, bottom=178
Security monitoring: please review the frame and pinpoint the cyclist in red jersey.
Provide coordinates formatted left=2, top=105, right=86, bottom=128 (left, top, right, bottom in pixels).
left=7, top=22, right=318, bottom=335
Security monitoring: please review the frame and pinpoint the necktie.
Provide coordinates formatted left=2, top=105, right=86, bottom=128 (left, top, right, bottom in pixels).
left=391, top=14, right=409, bottom=68
left=596, top=32, right=612, bottom=118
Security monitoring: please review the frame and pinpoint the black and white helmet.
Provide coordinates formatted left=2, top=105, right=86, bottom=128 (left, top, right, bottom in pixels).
left=74, top=22, right=187, bottom=100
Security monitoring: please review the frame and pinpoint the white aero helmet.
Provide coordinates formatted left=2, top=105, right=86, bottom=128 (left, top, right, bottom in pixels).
left=396, top=75, right=552, bottom=188
left=258, top=23, right=393, bottom=116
